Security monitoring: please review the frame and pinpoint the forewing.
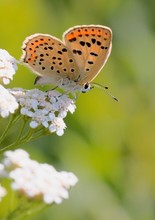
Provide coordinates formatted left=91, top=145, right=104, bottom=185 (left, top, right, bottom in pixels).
left=21, top=34, right=79, bottom=81
left=63, top=25, right=112, bottom=85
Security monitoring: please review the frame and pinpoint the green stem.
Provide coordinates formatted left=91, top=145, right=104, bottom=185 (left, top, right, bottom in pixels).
left=15, top=118, right=28, bottom=143
left=5, top=199, right=47, bottom=220
left=11, top=113, right=23, bottom=125
left=0, top=115, right=14, bottom=144
left=31, top=131, right=50, bottom=141
left=21, top=202, right=47, bottom=220
left=0, top=114, right=23, bottom=147
left=0, top=128, right=34, bottom=153
left=0, top=121, right=50, bottom=153
left=20, top=127, right=36, bottom=143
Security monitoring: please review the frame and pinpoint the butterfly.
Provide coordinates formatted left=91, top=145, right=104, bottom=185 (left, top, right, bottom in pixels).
left=21, top=25, right=114, bottom=96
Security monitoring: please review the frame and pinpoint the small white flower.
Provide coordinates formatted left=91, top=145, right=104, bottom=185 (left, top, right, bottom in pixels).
left=0, top=184, right=7, bottom=201
left=67, top=102, right=76, bottom=114
left=0, top=49, right=18, bottom=85
left=29, top=120, right=39, bottom=129
left=3, top=149, right=78, bottom=205
left=49, top=117, right=66, bottom=136
left=58, top=110, right=67, bottom=118
left=0, top=85, right=18, bottom=118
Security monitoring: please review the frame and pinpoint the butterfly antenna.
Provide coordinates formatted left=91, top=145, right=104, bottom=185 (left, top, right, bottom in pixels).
left=91, top=82, right=119, bottom=102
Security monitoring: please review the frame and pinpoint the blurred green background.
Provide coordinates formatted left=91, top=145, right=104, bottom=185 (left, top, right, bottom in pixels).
left=0, top=0, right=155, bottom=219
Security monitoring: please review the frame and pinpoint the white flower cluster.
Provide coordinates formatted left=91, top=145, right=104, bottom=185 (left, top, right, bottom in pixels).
left=0, top=49, right=19, bottom=117
left=2, top=149, right=78, bottom=204
left=11, top=88, right=76, bottom=136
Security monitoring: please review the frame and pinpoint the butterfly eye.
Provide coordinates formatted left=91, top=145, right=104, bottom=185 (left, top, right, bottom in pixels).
left=82, top=82, right=92, bottom=93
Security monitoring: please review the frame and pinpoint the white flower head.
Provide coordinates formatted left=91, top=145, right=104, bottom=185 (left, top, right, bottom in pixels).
left=0, top=85, right=18, bottom=118
left=0, top=49, right=18, bottom=85
left=10, top=88, right=76, bottom=136
left=3, top=149, right=78, bottom=205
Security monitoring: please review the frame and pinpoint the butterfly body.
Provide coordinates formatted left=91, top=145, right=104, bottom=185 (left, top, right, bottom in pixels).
left=21, top=25, right=112, bottom=93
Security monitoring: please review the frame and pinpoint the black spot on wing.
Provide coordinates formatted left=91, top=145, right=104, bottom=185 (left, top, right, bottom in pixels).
left=97, top=41, right=101, bottom=46
left=62, top=48, right=67, bottom=52
left=69, top=37, right=77, bottom=42
left=80, top=41, right=85, bottom=46
left=90, top=52, right=98, bottom=57
left=101, top=46, right=108, bottom=50
left=86, top=42, right=91, bottom=47
left=88, top=61, right=94, bottom=64
left=73, top=49, right=82, bottom=55
left=91, top=38, right=96, bottom=44
left=58, top=51, right=62, bottom=55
